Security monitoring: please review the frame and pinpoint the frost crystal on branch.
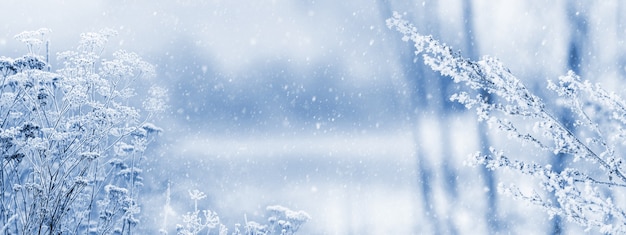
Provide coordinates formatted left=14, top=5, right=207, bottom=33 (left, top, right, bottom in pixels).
left=389, top=12, right=626, bottom=233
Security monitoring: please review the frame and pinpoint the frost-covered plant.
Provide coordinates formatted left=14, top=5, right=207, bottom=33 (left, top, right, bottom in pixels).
left=0, top=28, right=165, bottom=234
left=14, top=28, right=52, bottom=57
left=175, top=190, right=222, bottom=235
left=388, top=12, right=626, bottom=233
left=265, top=205, right=310, bottom=235
left=172, top=189, right=309, bottom=235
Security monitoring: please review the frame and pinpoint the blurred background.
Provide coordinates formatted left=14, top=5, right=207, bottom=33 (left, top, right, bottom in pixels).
left=2, top=0, right=626, bottom=234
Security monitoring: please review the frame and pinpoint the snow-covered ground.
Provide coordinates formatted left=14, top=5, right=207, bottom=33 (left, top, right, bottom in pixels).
left=140, top=116, right=551, bottom=234
left=143, top=130, right=419, bottom=234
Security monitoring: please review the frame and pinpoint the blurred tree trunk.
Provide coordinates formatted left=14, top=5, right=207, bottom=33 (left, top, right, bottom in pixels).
left=428, top=0, right=460, bottom=233
left=376, top=1, right=444, bottom=234
left=550, top=2, right=589, bottom=234
left=461, top=0, right=500, bottom=233
left=377, top=1, right=464, bottom=234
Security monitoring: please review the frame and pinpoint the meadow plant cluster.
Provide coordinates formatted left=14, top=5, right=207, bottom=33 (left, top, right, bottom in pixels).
left=388, top=12, right=626, bottom=233
left=0, top=28, right=165, bottom=234
left=1, top=28, right=309, bottom=235
left=169, top=189, right=310, bottom=235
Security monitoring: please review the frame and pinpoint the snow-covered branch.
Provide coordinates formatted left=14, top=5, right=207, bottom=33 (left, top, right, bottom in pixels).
left=388, top=12, right=626, bottom=233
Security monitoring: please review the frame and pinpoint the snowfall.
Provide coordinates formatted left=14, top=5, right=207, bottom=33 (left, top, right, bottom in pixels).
left=1, top=0, right=625, bottom=234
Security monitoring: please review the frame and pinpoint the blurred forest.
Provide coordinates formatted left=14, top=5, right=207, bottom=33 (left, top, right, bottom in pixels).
left=2, top=0, right=626, bottom=234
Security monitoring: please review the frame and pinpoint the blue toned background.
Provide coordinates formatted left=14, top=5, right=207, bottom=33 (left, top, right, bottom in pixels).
left=2, top=1, right=625, bottom=234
